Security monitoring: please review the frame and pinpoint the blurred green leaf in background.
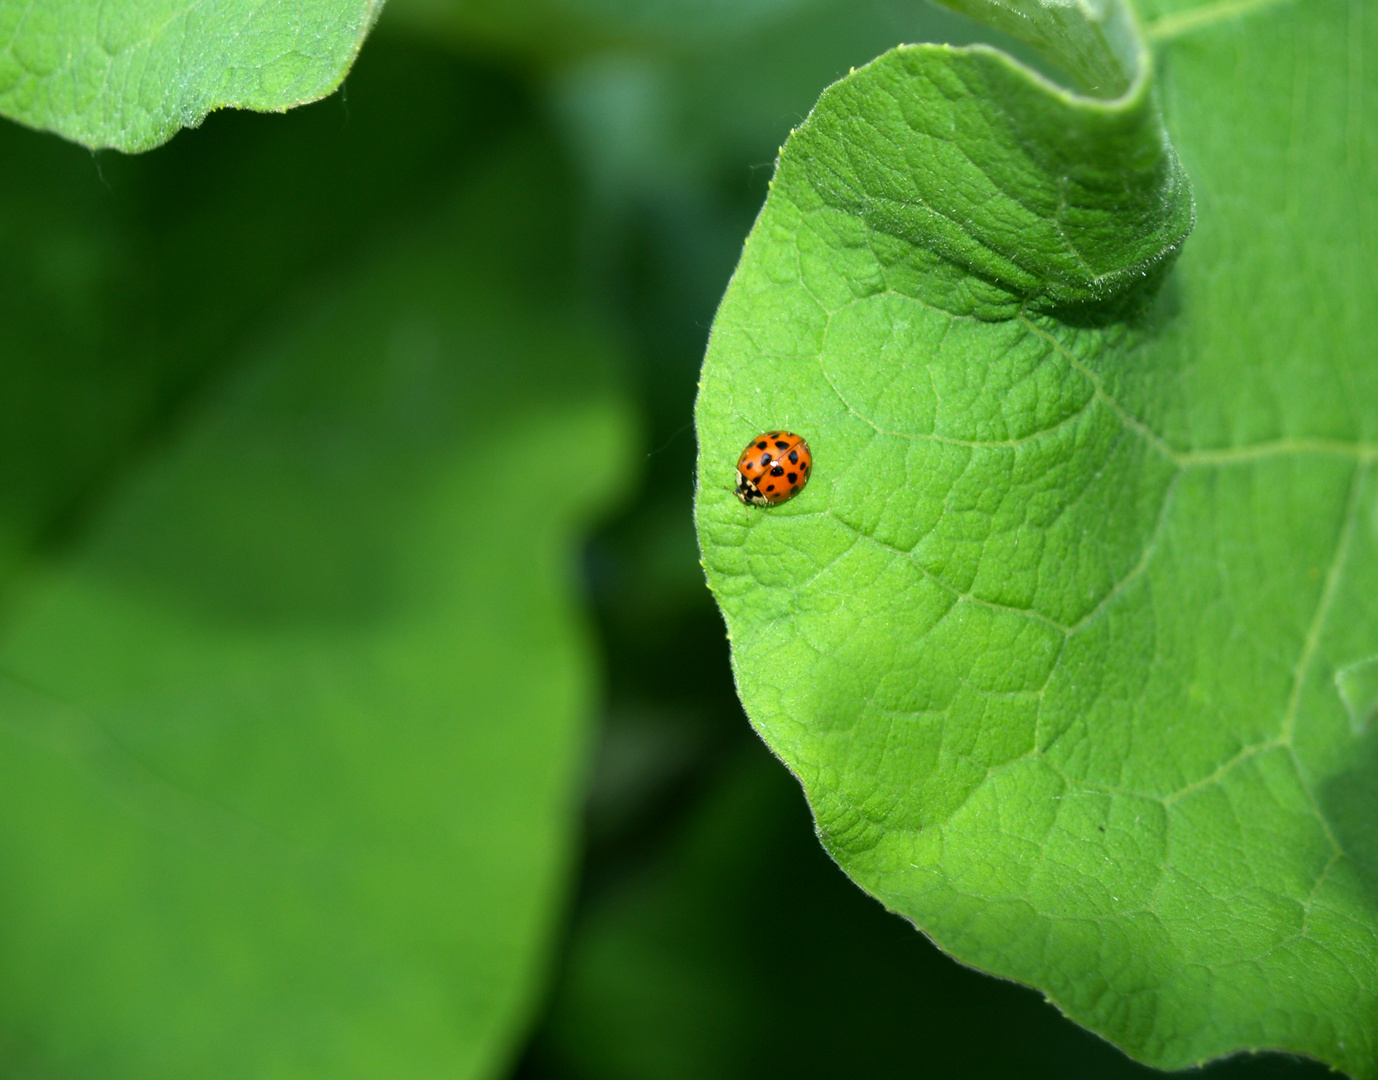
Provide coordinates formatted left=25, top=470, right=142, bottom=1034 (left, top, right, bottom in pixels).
left=1, top=0, right=1371, bottom=1078
left=0, top=35, right=633, bottom=1079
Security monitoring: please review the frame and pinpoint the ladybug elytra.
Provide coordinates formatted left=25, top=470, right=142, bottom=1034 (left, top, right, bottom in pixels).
left=734, top=431, right=812, bottom=506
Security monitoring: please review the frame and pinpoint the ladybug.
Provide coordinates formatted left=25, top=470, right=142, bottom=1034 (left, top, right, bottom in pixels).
left=734, top=431, right=812, bottom=506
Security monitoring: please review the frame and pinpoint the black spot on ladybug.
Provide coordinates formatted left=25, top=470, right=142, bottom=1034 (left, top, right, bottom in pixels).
left=774, top=440, right=789, bottom=449
left=788, top=450, right=799, bottom=463
left=787, top=472, right=798, bottom=483
left=790, top=484, right=799, bottom=494
left=759, top=452, right=772, bottom=465
left=756, top=441, right=768, bottom=450
left=766, top=484, right=776, bottom=492
left=770, top=465, right=784, bottom=476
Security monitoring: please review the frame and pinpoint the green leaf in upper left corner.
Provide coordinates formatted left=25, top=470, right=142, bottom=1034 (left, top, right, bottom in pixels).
left=0, top=0, right=384, bottom=150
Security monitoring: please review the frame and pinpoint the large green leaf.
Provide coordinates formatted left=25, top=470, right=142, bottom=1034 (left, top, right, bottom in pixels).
left=695, top=0, right=1378, bottom=1073
left=0, top=0, right=382, bottom=150
left=0, top=129, right=633, bottom=1078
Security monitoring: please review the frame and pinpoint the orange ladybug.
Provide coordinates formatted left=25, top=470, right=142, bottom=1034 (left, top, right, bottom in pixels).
left=734, top=431, right=812, bottom=506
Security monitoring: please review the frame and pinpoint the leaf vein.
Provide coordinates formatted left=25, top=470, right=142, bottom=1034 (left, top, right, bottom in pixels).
left=1279, top=461, right=1366, bottom=744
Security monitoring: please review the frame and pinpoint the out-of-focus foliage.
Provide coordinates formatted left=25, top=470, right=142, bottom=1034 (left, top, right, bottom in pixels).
left=0, top=42, right=631, bottom=1080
